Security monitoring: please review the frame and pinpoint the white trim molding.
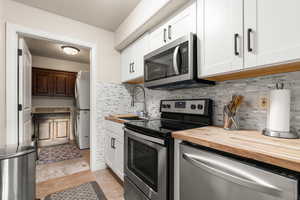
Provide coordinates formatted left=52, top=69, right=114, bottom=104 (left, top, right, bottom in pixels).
left=5, top=22, right=99, bottom=171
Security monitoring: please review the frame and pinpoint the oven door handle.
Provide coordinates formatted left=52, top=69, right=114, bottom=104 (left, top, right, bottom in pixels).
left=173, top=46, right=180, bottom=75
left=124, top=128, right=165, bottom=145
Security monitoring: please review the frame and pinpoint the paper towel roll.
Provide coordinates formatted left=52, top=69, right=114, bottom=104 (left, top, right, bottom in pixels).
left=267, top=89, right=291, bottom=132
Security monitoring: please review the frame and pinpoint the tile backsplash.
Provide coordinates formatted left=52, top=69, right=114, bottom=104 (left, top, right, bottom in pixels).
left=94, top=71, right=300, bottom=169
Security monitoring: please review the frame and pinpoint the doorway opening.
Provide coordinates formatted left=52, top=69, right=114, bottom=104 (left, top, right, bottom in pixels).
left=18, top=35, right=92, bottom=184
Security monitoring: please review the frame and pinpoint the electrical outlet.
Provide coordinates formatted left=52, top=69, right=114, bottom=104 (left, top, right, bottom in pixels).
left=259, top=97, right=268, bottom=110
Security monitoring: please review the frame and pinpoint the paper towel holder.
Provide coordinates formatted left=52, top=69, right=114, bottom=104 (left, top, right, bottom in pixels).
left=262, top=129, right=299, bottom=139
left=263, top=82, right=298, bottom=139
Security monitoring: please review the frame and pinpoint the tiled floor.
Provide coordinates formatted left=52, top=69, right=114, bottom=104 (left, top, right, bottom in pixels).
left=36, top=149, right=124, bottom=200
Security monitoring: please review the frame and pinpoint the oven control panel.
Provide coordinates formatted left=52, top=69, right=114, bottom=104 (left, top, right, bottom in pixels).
left=160, top=99, right=212, bottom=115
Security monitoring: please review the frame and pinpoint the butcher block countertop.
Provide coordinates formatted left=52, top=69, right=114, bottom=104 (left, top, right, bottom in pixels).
left=172, top=126, right=300, bottom=172
left=105, top=114, right=138, bottom=124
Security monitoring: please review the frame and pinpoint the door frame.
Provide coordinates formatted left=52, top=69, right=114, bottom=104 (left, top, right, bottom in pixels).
left=6, top=22, right=98, bottom=171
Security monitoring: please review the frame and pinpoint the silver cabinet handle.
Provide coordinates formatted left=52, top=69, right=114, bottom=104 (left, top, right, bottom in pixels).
left=182, top=153, right=282, bottom=197
left=168, top=25, right=172, bottom=40
left=172, top=46, right=180, bottom=75
left=163, top=28, right=167, bottom=43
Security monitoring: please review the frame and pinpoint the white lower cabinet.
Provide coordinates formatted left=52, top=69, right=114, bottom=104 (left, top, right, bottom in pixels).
left=104, top=121, right=124, bottom=181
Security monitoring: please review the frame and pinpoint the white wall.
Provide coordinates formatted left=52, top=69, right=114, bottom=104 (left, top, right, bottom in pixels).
left=32, top=55, right=89, bottom=72
left=0, top=0, right=5, bottom=146
left=0, top=0, right=121, bottom=170
left=0, top=0, right=121, bottom=134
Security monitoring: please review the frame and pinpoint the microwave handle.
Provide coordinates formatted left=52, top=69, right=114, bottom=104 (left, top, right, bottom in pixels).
left=173, top=46, right=180, bottom=75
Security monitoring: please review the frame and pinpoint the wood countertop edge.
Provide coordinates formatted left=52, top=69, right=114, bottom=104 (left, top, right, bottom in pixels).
left=105, top=114, right=139, bottom=124
left=104, top=116, right=126, bottom=124
left=173, top=132, right=300, bottom=173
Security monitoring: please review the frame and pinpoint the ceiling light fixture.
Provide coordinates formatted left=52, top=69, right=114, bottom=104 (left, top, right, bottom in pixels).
left=61, top=46, right=80, bottom=55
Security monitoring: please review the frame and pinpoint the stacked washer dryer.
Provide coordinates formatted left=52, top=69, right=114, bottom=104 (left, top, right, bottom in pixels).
left=74, top=71, right=90, bottom=149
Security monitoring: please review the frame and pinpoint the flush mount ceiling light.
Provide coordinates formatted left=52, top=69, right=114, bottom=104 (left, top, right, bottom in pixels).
left=61, top=46, right=80, bottom=55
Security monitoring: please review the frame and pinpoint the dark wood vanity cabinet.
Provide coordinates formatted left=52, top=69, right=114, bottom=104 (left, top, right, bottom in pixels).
left=32, top=68, right=76, bottom=97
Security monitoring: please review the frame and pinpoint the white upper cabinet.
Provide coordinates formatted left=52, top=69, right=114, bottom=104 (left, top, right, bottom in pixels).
left=148, top=2, right=196, bottom=53
left=121, top=34, right=148, bottom=83
left=121, top=45, right=132, bottom=82
left=197, top=0, right=244, bottom=77
left=244, top=0, right=300, bottom=69
left=198, top=0, right=300, bottom=78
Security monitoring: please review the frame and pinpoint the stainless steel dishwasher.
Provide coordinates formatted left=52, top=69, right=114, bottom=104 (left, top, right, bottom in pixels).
left=180, top=143, right=299, bottom=200
left=0, top=144, right=36, bottom=200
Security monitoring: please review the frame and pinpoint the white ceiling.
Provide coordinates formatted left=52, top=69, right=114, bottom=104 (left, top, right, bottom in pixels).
left=12, top=0, right=141, bottom=31
left=24, top=37, right=91, bottom=64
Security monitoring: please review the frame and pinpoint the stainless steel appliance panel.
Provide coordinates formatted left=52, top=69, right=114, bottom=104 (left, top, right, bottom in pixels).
left=124, top=128, right=167, bottom=200
left=124, top=176, right=150, bottom=200
left=0, top=149, right=36, bottom=200
left=180, top=144, right=298, bottom=200
left=144, top=33, right=195, bottom=88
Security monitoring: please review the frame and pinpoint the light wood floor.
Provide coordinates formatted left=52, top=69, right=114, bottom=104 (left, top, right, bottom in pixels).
left=36, top=149, right=124, bottom=200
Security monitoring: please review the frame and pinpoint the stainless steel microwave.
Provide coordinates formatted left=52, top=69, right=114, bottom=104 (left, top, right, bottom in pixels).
left=144, top=33, right=214, bottom=90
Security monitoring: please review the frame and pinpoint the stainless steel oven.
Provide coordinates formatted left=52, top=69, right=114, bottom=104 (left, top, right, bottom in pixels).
left=124, top=128, right=167, bottom=200
left=144, top=33, right=214, bottom=90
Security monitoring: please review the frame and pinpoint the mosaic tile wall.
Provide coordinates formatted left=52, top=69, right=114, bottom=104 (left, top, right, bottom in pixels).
left=95, top=71, right=300, bottom=168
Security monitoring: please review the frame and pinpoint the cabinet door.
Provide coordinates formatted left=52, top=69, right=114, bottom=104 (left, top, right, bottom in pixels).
left=67, top=75, right=76, bottom=97
left=244, top=0, right=300, bottom=68
left=37, top=119, right=53, bottom=141
left=130, top=34, right=148, bottom=80
left=148, top=25, right=167, bottom=53
left=54, top=119, right=69, bottom=139
left=121, top=45, right=132, bottom=83
left=54, top=73, right=68, bottom=96
left=167, top=2, right=196, bottom=43
left=34, top=70, right=52, bottom=96
left=114, top=139, right=124, bottom=181
left=197, top=0, right=244, bottom=77
left=105, top=134, right=115, bottom=169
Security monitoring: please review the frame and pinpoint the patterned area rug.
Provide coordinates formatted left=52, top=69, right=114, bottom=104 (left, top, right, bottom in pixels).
left=38, top=144, right=82, bottom=165
left=45, top=182, right=107, bottom=200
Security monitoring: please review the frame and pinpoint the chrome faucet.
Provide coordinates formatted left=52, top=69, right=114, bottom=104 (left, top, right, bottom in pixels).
left=131, top=85, right=148, bottom=118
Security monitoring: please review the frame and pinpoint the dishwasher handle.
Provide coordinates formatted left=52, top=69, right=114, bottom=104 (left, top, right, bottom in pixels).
left=182, top=153, right=282, bottom=197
